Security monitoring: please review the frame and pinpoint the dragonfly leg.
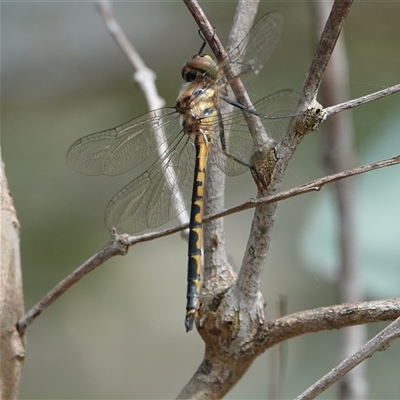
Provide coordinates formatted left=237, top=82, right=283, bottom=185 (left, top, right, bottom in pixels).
left=217, top=110, right=252, bottom=170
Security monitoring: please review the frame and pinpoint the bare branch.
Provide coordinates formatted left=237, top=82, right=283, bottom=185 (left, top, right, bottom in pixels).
left=295, top=316, right=400, bottom=400
left=323, top=84, right=400, bottom=117
left=183, top=0, right=274, bottom=150
left=301, top=0, right=354, bottom=104
left=96, top=0, right=164, bottom=111
left=182, top=0, right=224, bottom=56
left=0, top=153, right=25, bottom=399
left=259, top=299, right=400, bottom=350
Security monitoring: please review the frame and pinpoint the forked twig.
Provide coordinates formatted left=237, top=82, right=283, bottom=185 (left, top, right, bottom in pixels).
left=323, top=84, right=400, bottom=117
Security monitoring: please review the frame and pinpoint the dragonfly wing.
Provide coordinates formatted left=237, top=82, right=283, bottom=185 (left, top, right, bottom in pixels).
left=210, top=89, right=300, bottom=176
left=67, top=108, right=179, bottom=176
left=105, top=133, right=195, bottom=234
left=209, top=108, right=253, bottom=177
left=254, top=89, right=300, bottom=139
left=213, top=12, right=283, bottom=87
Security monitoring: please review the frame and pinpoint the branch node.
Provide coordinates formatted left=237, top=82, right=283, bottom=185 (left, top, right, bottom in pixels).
left=110, top=228, right=130, bottom=255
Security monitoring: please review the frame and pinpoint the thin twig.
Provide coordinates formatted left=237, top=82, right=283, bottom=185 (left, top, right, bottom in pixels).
left=96, top=0, right=164, bottom=111
left=183, top=0, right=273, bottom=149
left=126, top=154, right=399, bottom=244
left=203, top=154, right=400, bottom=226
left=300, top=0, right=354, bottom=105
left=323, top=84, right=400, bottom=117
left=261, top=299, right=400, bottom=349
left=295, top=317, right=400, bottom=400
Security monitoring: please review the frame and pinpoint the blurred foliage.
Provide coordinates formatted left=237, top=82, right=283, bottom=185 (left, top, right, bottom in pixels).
left=300, top=107, right=400, bottom=298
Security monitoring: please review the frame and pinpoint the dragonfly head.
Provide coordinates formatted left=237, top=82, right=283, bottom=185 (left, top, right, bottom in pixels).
left=181, top=54, right=219, bottom=82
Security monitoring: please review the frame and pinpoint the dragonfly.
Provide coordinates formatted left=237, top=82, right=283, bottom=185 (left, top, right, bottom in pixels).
left=67, top=12, right=300, bottom=332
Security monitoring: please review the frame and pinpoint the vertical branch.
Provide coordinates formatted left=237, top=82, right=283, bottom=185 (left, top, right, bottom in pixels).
left=203, top=0, right=259, bottom=299
left=0, top=153, right=25, bottom=399
left=311, top=2, right=367, bottom=399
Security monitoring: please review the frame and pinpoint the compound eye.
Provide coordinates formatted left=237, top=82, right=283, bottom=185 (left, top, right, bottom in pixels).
left=182, top=69, right=199, bottom=83
left=181, top=54, right=218, bottom=82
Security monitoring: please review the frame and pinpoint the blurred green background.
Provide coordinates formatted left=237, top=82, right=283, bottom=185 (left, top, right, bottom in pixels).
left=2, top=1, right=399, bottom=399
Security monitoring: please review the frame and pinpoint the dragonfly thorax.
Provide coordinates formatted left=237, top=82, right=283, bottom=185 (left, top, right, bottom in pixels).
left=176, top=79, right=219, bottom=138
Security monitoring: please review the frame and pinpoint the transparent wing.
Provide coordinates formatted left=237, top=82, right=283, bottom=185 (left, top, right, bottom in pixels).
left=105, top=133, right=195, bottom=234
left=66, top=108, right=179, bottom=176
left=210, top=12, right=283, bottom=87
left=210, top=89, right=300, bottom=176
left=257, top=89, right=300, bottom=140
